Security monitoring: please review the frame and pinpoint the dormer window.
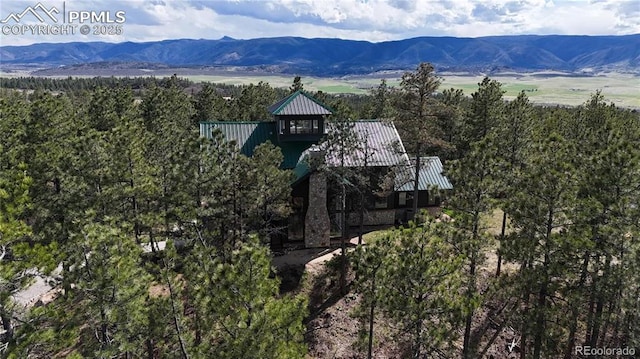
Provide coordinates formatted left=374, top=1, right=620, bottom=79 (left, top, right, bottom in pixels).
left=278, top=118, right=323, bottom=136
left=269, top=91, right=333, bottom=142
left=291, top=119, right=320, bottom=134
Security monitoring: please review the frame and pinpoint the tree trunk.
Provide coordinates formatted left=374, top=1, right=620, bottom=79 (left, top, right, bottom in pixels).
left=533, top=206, right=554, bottom=359
left=589, top=254, right=611, bottom=347
left=149, top=229, right=157, bottom=254
left=584, top=253, right=601, bottom=345
left=0, top=306, right=14, bottom=345
left=564, top=251, right=590, bottom=359
left=533, top=253, right=549, bottom=359
left=367, top=273, right=377, bottom=359
left=520, top=259, right=531, bottom=359
left=463, top=252, right=477, bottom=358
left=463, top=240, right=480, bottom=356
left=100, top=307, right=108, bottom=345
left=496, top=211, right=507, bottom=276
left=358, top=192, right=365, bottom=246
left=164, top=260, right=189, bottom=359
left=412, top=153, right=421, bottom=222
left=128, top=157, right=140, bottom=244
left=463, top=210, right=481, bottom=359
left=413, top=319, right=422, bottom=359
left=146, top=338, right=155, bottom=359
left=340, top=183, right=348, bottom=295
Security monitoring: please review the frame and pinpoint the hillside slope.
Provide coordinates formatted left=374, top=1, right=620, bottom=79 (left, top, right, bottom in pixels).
left=1, top=35, right=638, bottom=75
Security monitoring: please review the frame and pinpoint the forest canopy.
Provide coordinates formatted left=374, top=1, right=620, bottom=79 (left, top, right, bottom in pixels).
left=0, top=70, right=638, bottom=358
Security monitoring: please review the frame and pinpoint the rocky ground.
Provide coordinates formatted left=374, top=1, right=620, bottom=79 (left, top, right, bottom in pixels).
left=273, top=224, right=524, bottom=359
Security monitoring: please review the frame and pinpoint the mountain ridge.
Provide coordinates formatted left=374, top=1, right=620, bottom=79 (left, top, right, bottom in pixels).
left=1, top=35, right=638, bottom=76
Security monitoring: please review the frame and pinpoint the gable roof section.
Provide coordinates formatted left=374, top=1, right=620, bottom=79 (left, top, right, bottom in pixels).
left=200, top=121, right=273, bottom=157
left=199, top=120, right=425, bottom=185
left=323, top=120, right=409, bottom=167
left=395, top=156, right=453, bottom=191
left=200, top=121, right=309, bottom=170
left=268, top=91, right=333, bottom=116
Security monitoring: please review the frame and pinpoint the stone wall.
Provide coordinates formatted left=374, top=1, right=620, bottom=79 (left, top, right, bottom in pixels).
left=304, top=171, right=330, bottom=247
left=347, top=209, right=396, bottom=227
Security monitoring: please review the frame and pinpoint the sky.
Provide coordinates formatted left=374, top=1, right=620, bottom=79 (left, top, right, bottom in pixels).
left=0, top=0, right=638, bottom=46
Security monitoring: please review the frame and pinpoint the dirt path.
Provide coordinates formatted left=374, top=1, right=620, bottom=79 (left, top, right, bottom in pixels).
left=272, top=237, right=362, bottom=275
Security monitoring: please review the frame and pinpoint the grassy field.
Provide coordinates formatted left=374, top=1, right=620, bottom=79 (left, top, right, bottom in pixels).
left=180, top=72, right=639, bottom=108
left=3, top=70, right=638, bottom=108
left=440, top=72, right=640, bottom=108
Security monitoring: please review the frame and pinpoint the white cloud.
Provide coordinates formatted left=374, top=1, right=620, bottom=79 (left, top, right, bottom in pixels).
left=0, top=0, right=637, bottom=46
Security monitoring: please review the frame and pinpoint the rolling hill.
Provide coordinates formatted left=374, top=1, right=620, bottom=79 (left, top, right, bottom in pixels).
left=1, top=34, right=638, bottom=76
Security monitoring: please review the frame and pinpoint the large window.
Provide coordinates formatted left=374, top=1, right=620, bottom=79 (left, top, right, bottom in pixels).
left=374, top=195, right=388, bottom=209
left=398, top=192, right=407, bottom=206
left=289, top=119, right=320, bottom=134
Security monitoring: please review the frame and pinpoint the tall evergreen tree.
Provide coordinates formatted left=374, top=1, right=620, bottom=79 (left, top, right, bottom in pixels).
left=367, top=79, right=394, bottom=119
left=503, top=115, right=581, bottom=359
left=458, top=77, right=504, bottom=158
left=230, top=82, right=277, bottom=121
left=446, top=138, right=498, bottom=358
left=352, top=234, right=392, bottom=358
left=186, top=237, right=307, bottom=358
left=377, top=221, right=465, bottom=358
left=562, top=94, right=640, bottom=355
left=289, top=76, right=304, bottom=93
left=140, top=83, right=199, bottom=251
left=393, top=63, right=447, bottom=219
left=192, top=82, right=229, bottom=123
left=65, top=222, right=152, bottom=357
left=493, top=91, right=534, bottom=276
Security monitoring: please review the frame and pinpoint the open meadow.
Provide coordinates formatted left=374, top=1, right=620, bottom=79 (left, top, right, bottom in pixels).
left=180, top=71, right=640, bottom=108
left=2, top=70, right=637, bottom=108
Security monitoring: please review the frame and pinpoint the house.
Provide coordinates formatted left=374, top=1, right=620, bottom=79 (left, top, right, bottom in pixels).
left=199, top=90, right=452, bottom=248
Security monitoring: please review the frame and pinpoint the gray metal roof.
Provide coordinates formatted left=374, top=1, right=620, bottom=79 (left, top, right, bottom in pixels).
left=268, top=91, right=333, bottom=116
left=395, top=156, right=453, bottom=191
left=200, top=120, right=411, bottom=182
left=322, top=120, right=409, bottom=168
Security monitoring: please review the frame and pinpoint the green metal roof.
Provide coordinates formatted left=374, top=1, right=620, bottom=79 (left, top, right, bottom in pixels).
left=198, top=120, right=445, bottom=189
left=200, top=121, right=311, bottom=170
left=267, top=90, right=333, bottom=116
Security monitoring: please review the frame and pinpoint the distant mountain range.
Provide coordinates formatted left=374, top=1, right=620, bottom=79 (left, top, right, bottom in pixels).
left=1, top=35, right=639, bottom=76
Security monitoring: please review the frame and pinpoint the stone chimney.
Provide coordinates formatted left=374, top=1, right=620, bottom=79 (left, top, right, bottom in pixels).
left=304, top=147, right=330, bottom=248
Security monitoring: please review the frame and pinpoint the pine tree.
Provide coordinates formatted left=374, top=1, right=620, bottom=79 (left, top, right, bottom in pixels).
left=446, top=138, right=498, bottom=358
left=186, top=237, right=307, bottom=358
left=367, top=79, right=394, bottom=119
left=503, top=113, right=581, bottom=358
left=493, top=91, right=534, bottom=276
left=25, top=91, right=89, bottom=295
left=321, top=113, right=364, bottom=294
left=352, top=234, right=391, bottom=358
left=231, top=82, right=277, bottom=121
left=289, top=76, right=304, bottom=93
left=65, top=222, right=152, bottom=357
left=246, top=142, right=294, bottom=240
left=393, top=63, right=448, bottom=220
left=140, top=83, right=199, bottom=251
left=562, top=94, right=640, bottom=355
left=0, top=164, right=34, bottom=349
left=458, top=77, right=504, bottom=158
left=377, top=221, right=466, bottom=358
left=192, top=82, right=229, bottom=123
left=437, top=87, right=466, bottom=159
